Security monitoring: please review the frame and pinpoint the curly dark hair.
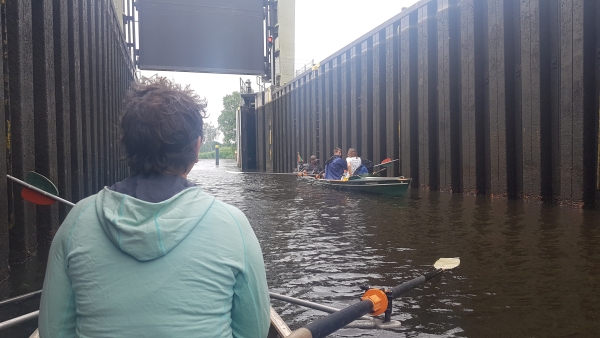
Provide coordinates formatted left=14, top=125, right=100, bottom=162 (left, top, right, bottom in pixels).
left=121, top=76, right=207, bottom=176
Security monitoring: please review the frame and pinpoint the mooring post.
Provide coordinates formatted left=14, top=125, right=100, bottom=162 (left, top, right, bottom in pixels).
left=215, top=145, right=220, bottom=166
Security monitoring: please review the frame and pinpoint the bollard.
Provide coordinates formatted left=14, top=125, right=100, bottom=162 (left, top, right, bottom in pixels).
left=215, top=145, right=220, bottom=166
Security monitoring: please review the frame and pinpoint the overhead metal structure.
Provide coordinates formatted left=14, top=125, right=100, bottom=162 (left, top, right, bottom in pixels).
left=137, top=0, right=266, bottom=75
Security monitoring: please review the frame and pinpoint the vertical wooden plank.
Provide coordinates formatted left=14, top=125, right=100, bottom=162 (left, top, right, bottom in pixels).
left=110, top=18, right=117, bottom=183
left=311, top=71, right=320, bottom=160
left=372, top=31, right=387, bottom=164
left=291, top=82, right=297, bottom=168
left=580, top=0, right=597, bottom=206
left=447, top=0, right=462, bottom=192
left=53, top=0, right=72, bottom=220
left=97, top=0, right=106, bottom=186
left=272, top=94, right=277, bottom=172
left=301, top=78, right=307, bottom=160
left=341, top=52, right=350, bottom=154
left=69, top=0, right=84, bottom=200
left=328, top=61, right=336, bottom=153
left=520, top=0, right=542, bottom=199
left=418, top=5, right=428, bottom=188
left=385, top=24, right=400, bottom=177
left=100, top=0, right=111, bottom=185
left=112, top=9, right=117, bottom=180
left=316, top=65, right=330, bottom=163
left=486, top=0, right=507, bottom=196
left=399, top=16, right=413, bottom=178
left=260, top=104, right=265, bottom=171
left=476, top=0, right=489, bottom=194
left=537, top=0, right=554, bottom=200
left=79, top=0, right=92, bottom=196
left=256, top=96, right=263, bottom=171
left=0, top=0, right=7, bottom=279
left=559, top=0, right=585, bottom=204
left=558, top=0, right=575, bottom=202
left=105, top=8, right=112, bottom=181
left=504, top=0, right=520, bottom=199
left=266, top=101, right=273, bottom=172
left=332, top=57, right=341, bottom=151
left=303, top=75, right=310, bottom=158
left=88, top=0, right=99, bottom=192
left=304, top=74, right=311, bottom=158
left=360, top=40, right=373, bottom=161
left=259, top=93, right=269, bottom=172
left=460, top=0, right=476, bottom=193
left=299, top=78, right=305, bottom=160
left=417, top=3, right=439, bottom=189
left=279, top=84, right=291, bottom=172
left=428, top=2, right=439, bottom=190
left=410, top=13, right=420, bottom=184
left=300, top=77, right=305, bottom=159
left=296, top=81, right=301, bottom=167
left=350, top=46, right=361, bottom=153
left=109, top=19, right=116, bottom=184
left=595, top=0, right=600, bottom=199
left=7, top=0, right=36, bottom=261
left=280, top=89, right=285, bottom=172
left=323, top=63, right=332, bottom=157
left=273, top=93, right=278, bottom=172
left=286, top=86, right=292, bottom=172
left=32, top=0, right=59, bottom=242
left=548, top=0, right=562, bottom=201
left=438, top=0, right=453, bottom=191
left=278, top=91, right=283, bottom=173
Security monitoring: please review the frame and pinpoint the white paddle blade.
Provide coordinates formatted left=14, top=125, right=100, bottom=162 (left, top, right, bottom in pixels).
left=434, top=258, right=460, bottom=270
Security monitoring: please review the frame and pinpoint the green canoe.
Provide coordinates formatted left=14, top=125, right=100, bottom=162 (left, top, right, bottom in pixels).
left=307, top=175, right=412, bottom=197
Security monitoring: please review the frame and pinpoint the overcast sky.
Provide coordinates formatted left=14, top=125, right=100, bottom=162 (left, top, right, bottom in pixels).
left=140, top=0, right=419, bottom=128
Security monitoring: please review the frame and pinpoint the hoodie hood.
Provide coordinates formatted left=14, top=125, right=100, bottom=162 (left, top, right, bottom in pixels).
left=96, top=187, right=215, bottom=261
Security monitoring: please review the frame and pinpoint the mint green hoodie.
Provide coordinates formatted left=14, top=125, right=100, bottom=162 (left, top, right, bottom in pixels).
left=38, top=186, right=270, bottom=337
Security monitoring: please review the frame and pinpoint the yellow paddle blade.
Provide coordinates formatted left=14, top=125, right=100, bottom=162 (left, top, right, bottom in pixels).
left=434, top=258, right=460, bottom=270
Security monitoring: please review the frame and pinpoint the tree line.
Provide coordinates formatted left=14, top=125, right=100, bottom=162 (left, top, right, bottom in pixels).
left=200, top=91, right=240, bottom=154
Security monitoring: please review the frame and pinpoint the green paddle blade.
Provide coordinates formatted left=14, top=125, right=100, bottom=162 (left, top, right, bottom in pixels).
left=21, top=172, right=59, bottom=206
left=434, top=258, right=460, bottom=270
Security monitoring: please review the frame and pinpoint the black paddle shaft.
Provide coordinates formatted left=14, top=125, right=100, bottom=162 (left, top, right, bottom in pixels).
left=303, top=300, right=373, bottom=338
left=299, top=269, right=445, bottom=338
left=391, top=269, right=443, bottom=298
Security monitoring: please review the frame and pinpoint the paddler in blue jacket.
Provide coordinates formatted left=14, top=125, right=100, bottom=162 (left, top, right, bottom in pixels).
left=323, top=147, right=347, bottom=180
left=39, top=76, right=271, bottom=338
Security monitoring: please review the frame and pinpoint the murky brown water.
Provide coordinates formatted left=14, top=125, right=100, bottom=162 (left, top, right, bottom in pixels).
left=2, top=159, right=600, bottom=337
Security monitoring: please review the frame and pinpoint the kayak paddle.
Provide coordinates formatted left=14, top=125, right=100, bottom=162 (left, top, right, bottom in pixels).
left=285, top=258, right=460, bottom=338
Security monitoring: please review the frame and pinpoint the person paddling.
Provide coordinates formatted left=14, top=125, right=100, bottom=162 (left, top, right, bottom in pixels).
left=38, top=76, right=270, bottom=338
left=323, top=147, right=347, bottom=180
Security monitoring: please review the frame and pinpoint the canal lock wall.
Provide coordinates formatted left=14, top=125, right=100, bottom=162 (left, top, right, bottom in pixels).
left=0, top=0, right=135, bottom=281
left=253, top=0, right=600, bottom=209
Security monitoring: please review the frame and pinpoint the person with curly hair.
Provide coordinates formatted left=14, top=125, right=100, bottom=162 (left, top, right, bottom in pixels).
left=38, top=76, right=271, bottom=337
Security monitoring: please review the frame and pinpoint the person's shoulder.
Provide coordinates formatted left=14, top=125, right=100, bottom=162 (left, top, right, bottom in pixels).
left=52, top=194, right=98, bottom=243
left=66, top=194, right=98, bottom=221
left=210, top=199, right=250, bottom=224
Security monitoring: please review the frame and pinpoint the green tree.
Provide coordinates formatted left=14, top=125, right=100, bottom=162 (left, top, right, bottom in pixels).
left=199, top=122, right=220, bottom=153
left=217, top=91, right=241, bottom=146
left=203, top=122, right=219, bottom=144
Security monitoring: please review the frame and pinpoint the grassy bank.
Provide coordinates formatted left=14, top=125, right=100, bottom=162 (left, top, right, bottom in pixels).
left=198, top=146, right=235, bottom=159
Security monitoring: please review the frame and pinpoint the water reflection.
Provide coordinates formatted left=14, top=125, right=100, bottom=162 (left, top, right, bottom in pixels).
left=1, top=159, right=600, bottom=337
left=193, top=161, right=600, bottom=338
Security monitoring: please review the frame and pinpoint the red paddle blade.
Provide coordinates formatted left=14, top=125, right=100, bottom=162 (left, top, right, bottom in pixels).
left=381, top=158, right=392, bottom=164
left=20, top=171, right=60, bottom=206
left=21, top=187, right=56, bottom=205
